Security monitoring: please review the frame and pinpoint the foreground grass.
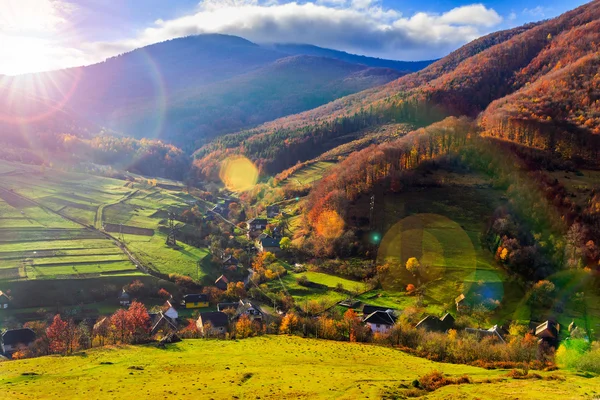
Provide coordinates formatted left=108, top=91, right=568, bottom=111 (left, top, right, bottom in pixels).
left=1, top=336, right=598, bottom=399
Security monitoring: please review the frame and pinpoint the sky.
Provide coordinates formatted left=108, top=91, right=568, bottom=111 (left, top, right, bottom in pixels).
left=0, top=0, right=590, bottom=75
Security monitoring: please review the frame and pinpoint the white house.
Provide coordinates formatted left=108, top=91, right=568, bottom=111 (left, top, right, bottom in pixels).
left=363, top=310, right=397, bottom=334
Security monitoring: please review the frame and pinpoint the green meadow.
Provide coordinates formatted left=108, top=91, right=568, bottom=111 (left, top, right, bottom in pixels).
left=1, top=336, right=598, bottom=400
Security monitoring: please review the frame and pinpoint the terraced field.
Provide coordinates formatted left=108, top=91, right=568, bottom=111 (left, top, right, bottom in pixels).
left=280, top=161, right=336, bottom=187
left=0, top=160, right=213, bottom=286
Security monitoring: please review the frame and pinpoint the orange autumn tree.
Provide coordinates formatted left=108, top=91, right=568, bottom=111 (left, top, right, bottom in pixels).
left=235, top=314, right=254, bottom=339
left=46, top=315, right=78, bottom=355
left=279, top=312, right=299, bottom=334
left=315, top=210, right=345, bottom=239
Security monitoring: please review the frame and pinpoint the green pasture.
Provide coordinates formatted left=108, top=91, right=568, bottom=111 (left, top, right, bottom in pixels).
left=2, top=336, right=598, bottom=400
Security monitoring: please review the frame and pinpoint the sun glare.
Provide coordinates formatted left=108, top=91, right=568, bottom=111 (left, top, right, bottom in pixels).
left=0, top=37, right=59, bottom=76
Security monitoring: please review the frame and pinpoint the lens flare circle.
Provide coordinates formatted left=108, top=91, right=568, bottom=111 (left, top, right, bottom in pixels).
left=315, top=210, right=345, bottom=239
left=219, top=156, right=259, bottom=192
left=377, top=213, right=476, bottom=304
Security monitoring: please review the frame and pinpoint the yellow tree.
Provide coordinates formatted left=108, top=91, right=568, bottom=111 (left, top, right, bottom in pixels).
left=235, top=314, right=254, bottom=339
left=405, top=257, right=423, bottom=284
left=279, top=312, right=299, bottom=334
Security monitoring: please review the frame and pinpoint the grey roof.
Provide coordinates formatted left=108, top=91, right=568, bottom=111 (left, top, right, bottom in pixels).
left=247, top=218, right=268, bottom=225
left=183, top=294, right=208, bottom=303
left=217, top=302, right=239, bottom=312
left=416, top=314, right=455, bottom=332
left=260, top=236, right=281, bottom=248
left=362, top=304, right=395, bottom=315
left=465, top=325, right=506, bottom=343
left=363, top=310, right=397, bottom=326
left=151, top=312, right=178, bottom=335
left=2, top=328, right=36, bottom=347
left=535, top=320, right=559, bottom=338
left=199, top=312, right=228, bottom=328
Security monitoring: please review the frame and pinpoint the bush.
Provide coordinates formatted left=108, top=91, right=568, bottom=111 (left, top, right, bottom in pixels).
left=417, top=370, right=471, bottom=392
left=296, top=275, right=310, bottom=286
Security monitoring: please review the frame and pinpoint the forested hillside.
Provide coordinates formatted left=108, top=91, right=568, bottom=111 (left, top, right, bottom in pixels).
left=116, top=55, right=403, bottom=149
left=193, top=1, right=600, bottom=177
left=1, top=34, right=413, bottom=152
left=269, top=43, right=434, bottom=72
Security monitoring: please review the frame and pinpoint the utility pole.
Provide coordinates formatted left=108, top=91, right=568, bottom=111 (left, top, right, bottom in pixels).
left=166, top=212, right=177, bottom=247
left=369, top=194, right=375, bottom=230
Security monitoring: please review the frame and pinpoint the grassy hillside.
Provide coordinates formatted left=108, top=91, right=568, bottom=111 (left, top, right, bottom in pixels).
left=2, top=336, right=598, bottom=399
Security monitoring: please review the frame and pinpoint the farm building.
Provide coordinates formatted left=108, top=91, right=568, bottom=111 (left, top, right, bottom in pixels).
left=182, top=294, right=209, bottom=308
left=257, top=236, right=281, bottom=253
left=535, top=320, right=560, bottom=348
left=118, top=289, right=131, bottom=306
left=266, top=205, right=280, bottom=218
left=197, top=311, right=229, bottom=336
left=0, top=290, right=11, bottom=309
left=1, top=328, right=36, bottom=357
left=215, top=275, right=229, bottom=291
left=465, top=325, right=507, bottom=344
left=415, top=313, right=455, bottom=333
left=363, top=310, right=397, bottom=334
left=217, top=302, right=239, bottom=312
left=247, top=218, right=268, bottom=232
left=217, top=300, right=263, bottom=322
left=221, top=255, right=240, bottom=269
left=455, top=294, right=467, bottom=312
left=150, top=312, right=179, bottom=336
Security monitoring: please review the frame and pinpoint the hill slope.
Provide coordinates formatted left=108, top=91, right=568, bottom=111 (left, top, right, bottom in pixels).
left=111, top=55, right=403, bottom=148
left=269, top=43, right=435, bottom=72
left=193, top=0, right=600, bottom=174
left=2, top=336, right=597, bottom=399
left=1, top=34, right=415, bottom=150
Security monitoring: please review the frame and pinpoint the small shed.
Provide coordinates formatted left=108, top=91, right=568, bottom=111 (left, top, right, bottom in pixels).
left=266, top=205, right=280, bottom=218
left=215, top=275, right=229, bottom=291
left=535, top=320, right=560, bottom=348
left=455, top=294, right=467, bottom=311
left=118, top=289, right=131, bottom=306
left=0, top=291, right=11, bottom=309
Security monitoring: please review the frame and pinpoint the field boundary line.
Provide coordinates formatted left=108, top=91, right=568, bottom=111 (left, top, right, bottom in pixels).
left=0, top=184, right=159, bottom=279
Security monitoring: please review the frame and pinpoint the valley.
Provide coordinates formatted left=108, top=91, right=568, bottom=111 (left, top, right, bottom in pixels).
left=1, top=1, right=600, bottom=397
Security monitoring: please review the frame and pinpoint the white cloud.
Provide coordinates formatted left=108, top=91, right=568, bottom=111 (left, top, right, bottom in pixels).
left=438, top=4, right=502, bottom=27
left=87, top=1, right=503, bottom=62
left=0, top=0, right=505, bottom=74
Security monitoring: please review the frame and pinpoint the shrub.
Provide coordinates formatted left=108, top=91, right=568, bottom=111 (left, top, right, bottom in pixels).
left=417, top=370, right=471, bottom=392
left=296, top=275, right=310, bottom=286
